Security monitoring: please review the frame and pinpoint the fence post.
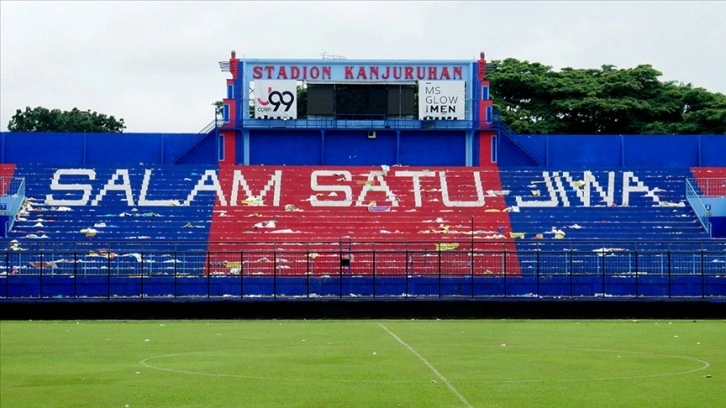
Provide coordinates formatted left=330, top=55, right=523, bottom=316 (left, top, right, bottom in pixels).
left=634, top=250, right=639, bottom=298
left=39, top=251, right=43, bottom=299
left=568, top=250, right=573, bottom=297
left=107, top=252, right=111, bottom=290
left=503, top=249, right=508, bottom=298
left=173, top=250, right=178, bottom=299
left=5, top=251, right=9, bottom=299
left=274, top=246, right=278, bottom=299
left=306, top=245, right=310, bottom=298
left=207, top=252, right=211, bottom=299
left=372, top=245, right=377, bottom=299
left=140, top=251, right=145, bottom=299
left=470, top=247, right=475, bottom=298
left=106, top=252, right=111, bottom=299
left=338, top=246, right=343, bottom=299
left=666, top=245, right=673, bottom=298
left=536, top=250, right=540, bottom=297
left=405, top=248, right=410, bottom=298
left=239, top=250, right=244, bottom=299
left=71, top=251, right=77, bottom=299
left=701, top=249, right=705, bottom=298
left=437, top=248, right=442, bottom=298
left=601, top=249, right=606, bottom=296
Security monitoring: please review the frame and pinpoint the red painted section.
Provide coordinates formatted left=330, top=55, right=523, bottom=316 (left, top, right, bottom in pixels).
left=478, top=130, right=498, bottom=168
left=204, top=165, right=520, bottom=276
left=0, top=163, right=17, bottom=195
left=218, top=129, right=236, bottom=164
left=691, top=167, right=726, bottom=197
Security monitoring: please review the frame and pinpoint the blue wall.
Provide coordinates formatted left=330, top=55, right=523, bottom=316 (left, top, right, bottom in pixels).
left=3, top=131, right=725, bottom=168
left=245, top=129, right=469, bottom=166
left=702, top=198, right=726, bottom=215
left=501, top=134, right=726, bottom=168
left=711, top=217, right=726, bottom=238
left=250, top=130, right=323, bottom=165
left=1, top=132, right=204, bottom=165
left=324, top=130, right=397, bottom=165
left=399, top=131, right=467, bottom=166
left=2, top=275, right=724, bottom=299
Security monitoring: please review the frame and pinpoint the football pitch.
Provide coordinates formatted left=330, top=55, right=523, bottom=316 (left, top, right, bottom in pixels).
left=1, top=319, right=723, bottom=407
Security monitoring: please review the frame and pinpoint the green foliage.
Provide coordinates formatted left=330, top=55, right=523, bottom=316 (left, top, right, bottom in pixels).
left=212, top=100, right=224, bottom=116
left=487, top=59, right=726, bottom=134
left=7, top=106, right=126, bottom=133
left=297, top=84, right=307, bottom=118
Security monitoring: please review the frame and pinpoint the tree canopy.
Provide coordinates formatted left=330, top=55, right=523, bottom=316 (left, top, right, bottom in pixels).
left=7, top=106, right=126, bottom=133
left=486, top=59, right=726, bottom=135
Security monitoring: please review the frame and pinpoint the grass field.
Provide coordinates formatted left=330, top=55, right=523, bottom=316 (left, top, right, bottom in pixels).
left=1, top=319, right=723, bottom=408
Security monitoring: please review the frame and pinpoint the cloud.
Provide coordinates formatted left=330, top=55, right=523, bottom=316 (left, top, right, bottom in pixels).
left=1, top=1, right=724, bottom=133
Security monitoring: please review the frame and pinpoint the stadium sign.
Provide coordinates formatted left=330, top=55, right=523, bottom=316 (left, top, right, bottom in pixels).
left=247, top=64, right=467, bottom=81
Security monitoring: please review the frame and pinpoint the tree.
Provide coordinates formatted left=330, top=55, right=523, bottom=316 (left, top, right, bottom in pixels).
left=212, top=100, right=224, bottom=116
left=297, top=84, right=307, bottom=118
left=7, top=106, right=126, bottom=133
left=486, top=59, right=726, bottom=134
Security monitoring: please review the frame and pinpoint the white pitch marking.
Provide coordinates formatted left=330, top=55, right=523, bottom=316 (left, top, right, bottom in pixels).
left=140, top=346, right=710, bottom=388
left=140, top=352, right=422, bottom=383
left=378, top=323, right=473, bottom=408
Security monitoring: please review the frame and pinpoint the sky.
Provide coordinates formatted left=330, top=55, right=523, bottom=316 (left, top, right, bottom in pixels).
left=1, top=0, right=724, bottom=133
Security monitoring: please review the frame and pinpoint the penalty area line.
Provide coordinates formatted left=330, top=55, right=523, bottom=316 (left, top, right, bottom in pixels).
left=378, top=323, right=473, bottom=408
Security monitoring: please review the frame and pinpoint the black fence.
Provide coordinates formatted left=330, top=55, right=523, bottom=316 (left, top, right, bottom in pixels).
left=2, top=241, right=725, bottom=299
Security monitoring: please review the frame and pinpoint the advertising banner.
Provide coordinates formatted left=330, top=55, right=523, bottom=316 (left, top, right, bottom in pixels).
left=418, top=80, right=465, bottom=120
left=254, top=80, right=297, bottom=119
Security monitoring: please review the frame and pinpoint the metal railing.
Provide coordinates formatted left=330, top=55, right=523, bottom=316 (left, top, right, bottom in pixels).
left=238, top=118, right=477, bottom=130
left=2, top=243, right=724, bottom=299
left=0, top=177, right=26, bottom=235
left=686, top=178, right=714, bottom=236
left=690, top=177, right=726, bottom=197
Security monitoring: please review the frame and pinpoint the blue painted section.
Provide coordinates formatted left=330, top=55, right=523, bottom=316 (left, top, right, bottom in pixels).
left=249, top=130, right=322, bottom=165
left=499, top=134, right=726, bottom=168
left=702, top=198, right=726, bottom=215
left=324, top=130, right=397, bottom=165
left=399, top=131, right=466, bottom=166
left=498, top=133, right=541, bottom=167
left=623, top=136, right=698, bottom=168
left=549, top=135, right=623, bottom=168
left=1, top=132, right=205, bottom=165
left=244, top=129, right=465, bottom=166
left=700, top=135, right=726, bottom=166
left=711, top=217, right=726, bottom=238
left=2, top=275, right=723, bottom=299
left=0, top=215, right=8, bottom=238
left=4, top=131, right=722, bottom=169
left=500, top=168, right=712, bottom=241
left=6, top=165, right=216, bottom=251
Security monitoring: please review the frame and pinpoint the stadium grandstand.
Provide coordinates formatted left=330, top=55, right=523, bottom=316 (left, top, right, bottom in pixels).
left=1, top=51, right=724, bottom=318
